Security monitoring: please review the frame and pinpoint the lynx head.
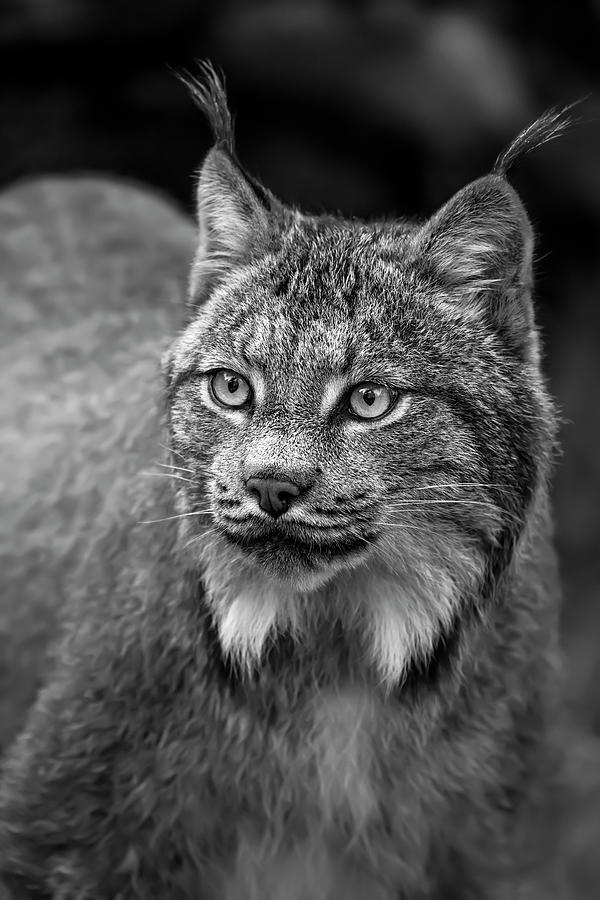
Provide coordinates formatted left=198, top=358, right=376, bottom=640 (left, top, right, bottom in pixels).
left=164, top=65, right=559, bottom=685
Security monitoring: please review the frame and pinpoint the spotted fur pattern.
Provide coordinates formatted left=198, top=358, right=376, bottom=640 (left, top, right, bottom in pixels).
left=0, top=69, right=568, bottom=898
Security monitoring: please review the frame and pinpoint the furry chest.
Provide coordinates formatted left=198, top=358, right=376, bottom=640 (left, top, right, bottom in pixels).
left=222, top=687, right=383, bottom=899
left=302, top=686, right=378, bottom=830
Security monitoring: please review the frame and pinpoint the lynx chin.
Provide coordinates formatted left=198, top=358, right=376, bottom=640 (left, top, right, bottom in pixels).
left=0, top=64, right=572, bottom=899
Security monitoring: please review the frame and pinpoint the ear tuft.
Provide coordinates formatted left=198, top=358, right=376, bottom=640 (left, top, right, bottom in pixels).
left=179, top=62, right=276, bottom=305
left=178, top=60, right=235, bottom=155
left=493, top=100, right=582, bottom=176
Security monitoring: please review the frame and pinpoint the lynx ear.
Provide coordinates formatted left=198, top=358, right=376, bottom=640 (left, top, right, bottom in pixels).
left=190, top=148, right=270, bottom=301
left=180, top=62, right=273, bottom=303
left=414, top=175, right=535, bottom=356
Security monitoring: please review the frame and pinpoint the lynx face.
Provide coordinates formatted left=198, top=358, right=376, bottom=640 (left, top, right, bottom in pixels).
left=171, top=222, right=496, bottom=578
left=164, top=132, right=554, bottom=682
left=171, top=230, right=409, bottom=582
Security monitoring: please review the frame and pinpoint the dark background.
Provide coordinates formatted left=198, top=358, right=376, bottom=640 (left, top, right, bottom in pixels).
left=1, top=0, right=598, bottom=732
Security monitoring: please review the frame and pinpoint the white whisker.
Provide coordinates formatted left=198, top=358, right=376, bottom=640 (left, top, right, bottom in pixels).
left=186, top=526, right=218, bottom=540
left=372, top=521, right=441, bottom=532
left=143, top=471, right=203, bottom=487
left=137, top=510, right=213, bottom=525
left=156, top=461, right=194, bottom=474
left=158, top=441, right=190, bottom=462
left=184, top=528, right=220, bottom=550
left=384, top=499, right=520, bottom=524
left=370, top=534, right=405, bottom=579
left=386, top=499, right=500, bottom=508
left=398, top=482, right=511, bottom=493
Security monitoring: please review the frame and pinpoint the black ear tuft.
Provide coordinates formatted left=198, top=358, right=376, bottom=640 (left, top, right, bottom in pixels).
left=493, top=100, right=583, bottom=176
left=177, top=61, right=235, bottom=156
left=177, top=62, right=280, bottom=306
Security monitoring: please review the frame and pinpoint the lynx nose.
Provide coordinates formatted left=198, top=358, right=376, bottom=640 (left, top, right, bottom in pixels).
left=245, top=477, right=302, bottom=518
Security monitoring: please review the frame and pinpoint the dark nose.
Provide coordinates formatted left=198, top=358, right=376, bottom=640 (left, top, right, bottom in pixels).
left=245, top=477, right=302, bottom=518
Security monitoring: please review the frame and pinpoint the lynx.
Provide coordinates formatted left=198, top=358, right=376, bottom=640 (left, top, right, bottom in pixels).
left=0, top=67, right=571, bottom=898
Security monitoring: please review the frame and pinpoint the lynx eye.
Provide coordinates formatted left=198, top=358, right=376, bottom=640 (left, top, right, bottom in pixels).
left=348, top=382, right=396, bottom=420
left=209, top=369, right=252, bottom=408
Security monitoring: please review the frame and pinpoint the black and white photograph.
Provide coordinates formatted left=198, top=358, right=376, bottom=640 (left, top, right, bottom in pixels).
left=1, top=2, right=599, bottom=897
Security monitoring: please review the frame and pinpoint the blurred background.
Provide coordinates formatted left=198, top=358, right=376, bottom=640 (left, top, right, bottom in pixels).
left=1, top=0, right=598, bottom=745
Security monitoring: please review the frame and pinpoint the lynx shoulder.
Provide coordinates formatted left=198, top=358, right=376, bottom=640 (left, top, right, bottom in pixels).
left=0, top=176, right=194, bottom=750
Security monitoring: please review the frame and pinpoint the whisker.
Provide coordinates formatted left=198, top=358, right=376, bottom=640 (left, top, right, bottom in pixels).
left=386, top=499, right=501, bottom=508
left=352, top=533, right=378, bottom=549
left=158, top=441, right=190, bottom=463
left=143, top=471, right=204, bottom=487
left=184, top=527, right=220, bottom=550
left=385, top=499, right=513, bottom=517
left=157, top=442, right=214, bottom=476
left=387, top=500, right=521, bottom=524
left=347, top=532, right=408, bottom=578
left=156, top=461, right=194, bottom=474
left=372, top=521, right=442, bottom=532
left=367, top=533, right=406, bottom=580
left=137, top=510, right=214, bottom=525
left=397, top=482, right=512, bottom=493
left=383, top=500, right=521, bottom=525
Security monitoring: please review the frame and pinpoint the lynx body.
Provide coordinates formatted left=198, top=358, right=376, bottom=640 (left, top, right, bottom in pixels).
left=0, top=70, right=567, bottom=899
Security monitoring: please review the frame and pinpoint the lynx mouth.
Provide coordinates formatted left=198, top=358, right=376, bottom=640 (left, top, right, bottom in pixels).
left=218, top=516, right=377, bottom=570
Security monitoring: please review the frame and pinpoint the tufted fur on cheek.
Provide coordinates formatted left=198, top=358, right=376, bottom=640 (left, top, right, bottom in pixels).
left=199, top=535, right=283, bottom=672
left=193, top=511, right=485, bottom=689
left=196, top=530, right=363, bottom=676
left=329, top=528, right=485, bottom=689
